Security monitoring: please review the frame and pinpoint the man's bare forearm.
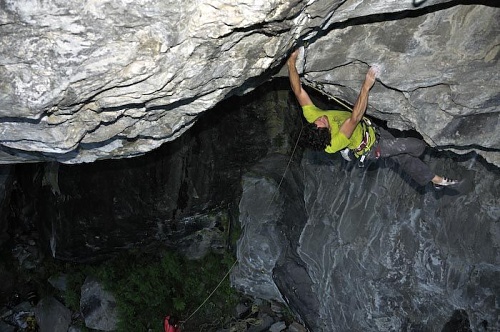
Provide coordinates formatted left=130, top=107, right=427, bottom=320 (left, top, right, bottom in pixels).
left=287, top=57, right=302, bottom=97
left=351, top=83, right=371, bottom=123
left=287, top=50, right=313, bottom=107
left=340, top=67, right=377, bottom=138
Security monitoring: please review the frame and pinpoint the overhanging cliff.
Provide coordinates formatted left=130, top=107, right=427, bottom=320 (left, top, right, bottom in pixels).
left=1, top=0, right=499, bottom=165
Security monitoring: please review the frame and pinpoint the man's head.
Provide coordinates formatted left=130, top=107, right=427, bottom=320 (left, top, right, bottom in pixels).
left=313, top=115, right=330, bottom=129
left=300, top=121, right=331, bottom=151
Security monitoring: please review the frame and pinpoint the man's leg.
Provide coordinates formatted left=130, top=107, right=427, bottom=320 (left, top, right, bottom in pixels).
left=387, top=153, right=435, bottom=186
left=373, top=128, right=435, bottom=186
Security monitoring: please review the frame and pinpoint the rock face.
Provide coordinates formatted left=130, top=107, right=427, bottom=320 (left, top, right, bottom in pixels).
left=1, top=1, right=499, bottom=165
left=301, top=3, right=500, bottom=166
left=80, top=277, right=118, bottom=331
left=0, top=66, right=498, bottom=331
left=1, top=2, right=499, bottom=330
left=232, top=148, right=500, bottom=331
left=34, top=296, right=71, bottom=332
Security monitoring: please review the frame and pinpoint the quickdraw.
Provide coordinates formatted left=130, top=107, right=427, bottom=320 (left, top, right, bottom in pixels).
left=354, top=117, right=378, bottom=168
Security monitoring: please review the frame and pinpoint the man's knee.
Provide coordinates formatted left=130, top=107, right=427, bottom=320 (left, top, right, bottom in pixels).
left=404, top=138, right=426, bottom=157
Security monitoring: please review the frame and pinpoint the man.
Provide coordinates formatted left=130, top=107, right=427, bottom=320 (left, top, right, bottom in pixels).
left=287, top=49, right=460, bottom=189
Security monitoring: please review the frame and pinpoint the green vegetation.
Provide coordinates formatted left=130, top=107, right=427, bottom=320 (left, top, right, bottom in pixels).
left=61, top=250, right=239, bottom=332
left=63, top=268, right=86, bottom=311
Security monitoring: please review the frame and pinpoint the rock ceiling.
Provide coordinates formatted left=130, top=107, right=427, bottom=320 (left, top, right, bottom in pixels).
left=1, top=0, right=498, bottom=165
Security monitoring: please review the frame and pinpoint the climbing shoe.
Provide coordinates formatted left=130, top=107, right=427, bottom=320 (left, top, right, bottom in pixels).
left=434, top=177, right=461, bottom=190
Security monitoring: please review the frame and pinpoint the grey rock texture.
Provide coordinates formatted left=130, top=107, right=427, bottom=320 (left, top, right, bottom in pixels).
left=80, top=277, right=118, bottom=331
left=34, top=296, right=71, bottom=332
left=1, top=1, right=498, bottom=165
left=0, top=0, right=301, bottom=163
left=1, top=62, right=498, bottom=331
left=302, top=3, right=500, bottom=167
left=233, top=149, right=500, bottom=331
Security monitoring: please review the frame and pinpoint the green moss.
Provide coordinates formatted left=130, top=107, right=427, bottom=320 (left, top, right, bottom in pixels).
left=272, top=134, right=285, bottom=149
left=230, top=220, right=242, bottom=248
left=63, top=269, right=86, bottom=311
left=60, top=250, right=240, bottom=332
left=13, top=212, right=242, bottom=331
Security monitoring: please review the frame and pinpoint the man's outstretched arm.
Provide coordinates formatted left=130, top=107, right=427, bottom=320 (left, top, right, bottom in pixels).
left=287, top=50, right=313, bottom=107
left=340, top=67, right=377, bottom=138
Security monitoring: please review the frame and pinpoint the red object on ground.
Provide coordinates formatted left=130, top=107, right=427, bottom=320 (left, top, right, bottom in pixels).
left=164, top=315, right=181, bottom=332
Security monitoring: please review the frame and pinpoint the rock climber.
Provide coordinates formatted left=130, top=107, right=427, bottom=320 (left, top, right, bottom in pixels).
left=287, top=49, right=460, bottom=189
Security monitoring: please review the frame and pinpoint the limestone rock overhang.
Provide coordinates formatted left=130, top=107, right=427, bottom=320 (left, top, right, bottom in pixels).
left=0, top=0, right=498, bottom=166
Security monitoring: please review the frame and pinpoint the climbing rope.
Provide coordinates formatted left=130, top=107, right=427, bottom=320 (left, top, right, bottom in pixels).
left=266, top=124, right=304, bottom=212
left=179, top=54, right=356, bottom=326
left=180, top=124, right=304, bottom=328
left=300, top=43, right=354, bottom=112
left=303, top=81, right=354, bottom=111
left=181, top=259, right=238, bottom=325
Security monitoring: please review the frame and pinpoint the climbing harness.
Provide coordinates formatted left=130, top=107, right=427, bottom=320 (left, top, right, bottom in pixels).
left=355, top=117, right=379, bottom=168
left=354, top=117, right=375, bottom=153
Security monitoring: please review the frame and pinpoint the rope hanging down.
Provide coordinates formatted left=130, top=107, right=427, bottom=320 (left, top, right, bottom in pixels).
left=181, top=65, right=355, bottom=327
left=180, top=44, right=357, bottom=324
left=180, top=125, right=304, bottom=328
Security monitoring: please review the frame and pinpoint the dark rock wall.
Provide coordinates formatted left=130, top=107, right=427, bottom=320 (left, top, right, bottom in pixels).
left=234, top=142, right=500, bottom=331
left=232, top=84, right=500, bottom=331
left=298, top=152, right=498, bottom=331
left=0, top=166, right=13, bottom=247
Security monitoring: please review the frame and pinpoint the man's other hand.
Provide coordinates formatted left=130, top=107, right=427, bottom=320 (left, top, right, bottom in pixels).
left=288, top=49, right=299, bottom=65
